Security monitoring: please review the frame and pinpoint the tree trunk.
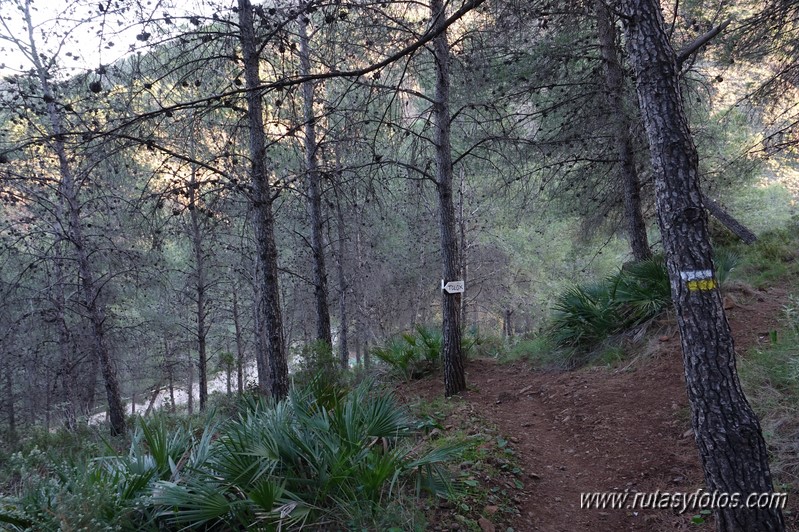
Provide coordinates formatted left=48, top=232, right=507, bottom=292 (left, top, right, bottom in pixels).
left=354, top=197, right=366, bottom=369
left=187, top=353, right=194, bottom=415
left=45, top=372, right=51, bottom=431
left=354, top=336, right=361, bottom=367
left=82, top=342, right=99, bottom=416
left=702, top=194, right=758, bottom=244
left=334, top=192, right=350, bottom=369
left=239, top=0, right=289, bottom=400
left=430, top=0, right=466, bottom=397
left=503, top=309, right=514, bottom=339
left=595, top=0, right=651, bottom=262
left=52, top=239, right=76, bottom=429
left=188, top=168, right=209, bottom=411
left=24, top=4, right=126, bottom=435
left=168, top=364, right=176, bottom=414
left=458, top=167, right=470, bottom=329
left=253, top=265, right=270, bottom=395
left=232, top=290, right=245, bottom=395
left=298, top=17, right=333, bottom=349
left=4, top=364, right=16, bottom=444
left=144, top=381, right=162, bottom=417
left=621, top=0, right=785, bottom=529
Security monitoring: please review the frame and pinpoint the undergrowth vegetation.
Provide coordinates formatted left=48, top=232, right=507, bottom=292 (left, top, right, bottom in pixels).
left=407, top=395, right=527, bottom=530
left=739, top=294, right=799, bottom=488
left=722, top=226, right=799, bottom=287
left=545, top=251, right=741, bottom=360
left=0, top=379, right=465, bottom=531
left=548, top=255, right=673, bottom=357
left=371, top=326, right=478, bottom=381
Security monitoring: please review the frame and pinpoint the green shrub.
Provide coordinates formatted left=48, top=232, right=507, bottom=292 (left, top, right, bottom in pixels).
left=611, top=256, right=671, bottom=327
left=723, top=227, right=799, bottom=287
left=550, top=281, right=620, bottom=348
left=295, top=339, right=339, bottom=377
left=149, top=380, right=463, bottom=529
left=549, top=253, right=739, bottom=352
left=372, top=325, right=445, bottom=381
left=471, top=334, right=505, bottom=358
left=503, top=336, right=573, bottom=369
left=2, top=382, right=464, bottom=531
left=293, top=339, right=350, bottom=401
left=0, top=416, right=192, bottom=531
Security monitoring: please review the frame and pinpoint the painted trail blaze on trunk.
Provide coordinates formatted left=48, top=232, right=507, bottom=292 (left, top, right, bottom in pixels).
left=619, top=0, right=785, bottom=530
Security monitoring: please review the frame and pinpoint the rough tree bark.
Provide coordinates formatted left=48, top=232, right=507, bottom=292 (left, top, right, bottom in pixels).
left=620, top=0, right=785, bottom=529
left=595, top=0, right=651, bottom=262
left=430, top=0, right=466, bottom=396
left=298, top=16, right=333, bottom=349
left=239, top=0, right=289, bottom=400
left=24, top=3, right=126, bottom=435
left=253, top=263, right=270, bottom=395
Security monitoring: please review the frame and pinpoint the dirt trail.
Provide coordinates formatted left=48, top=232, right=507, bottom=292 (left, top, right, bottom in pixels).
left=404, top=286, right=796, bottom=531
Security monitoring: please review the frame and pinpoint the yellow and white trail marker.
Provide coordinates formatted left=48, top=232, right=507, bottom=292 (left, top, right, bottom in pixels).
left=680, top=269, right=717, bottom=291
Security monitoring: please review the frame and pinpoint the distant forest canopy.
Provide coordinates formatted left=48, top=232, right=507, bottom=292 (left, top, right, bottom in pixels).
left=0, top=0, right=797, bottom=429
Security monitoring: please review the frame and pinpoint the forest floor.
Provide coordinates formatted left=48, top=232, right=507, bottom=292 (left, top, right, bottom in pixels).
left=399, top=285, right=799, bottom=531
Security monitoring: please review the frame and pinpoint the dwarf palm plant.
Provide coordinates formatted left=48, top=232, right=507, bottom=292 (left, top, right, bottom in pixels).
left=611, top=256, right=672, bottom=327
left=550, top=282, right=620, bottom=347
left=551, top=253, right=738, bottom=350
left=371, top=325, right=478, bottom=381
left=149, top=380, right=463, bottom=529
left=0, top=417, right=199, bottom=531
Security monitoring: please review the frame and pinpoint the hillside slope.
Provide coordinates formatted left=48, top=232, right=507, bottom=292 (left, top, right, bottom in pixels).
left=403, top=285, right=796, bottom=531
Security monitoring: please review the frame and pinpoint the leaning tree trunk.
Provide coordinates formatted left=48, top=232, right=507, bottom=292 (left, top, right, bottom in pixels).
left=239, top=0, right=289, bottom=400
left=620, top=0, right=785, bottom=529
left=595, top=0, right=651, bottom=262
left=702, top=193, right=758, bottom=244
left=253, top=263, right=270, bottom=395
left=430, top=0, right=466, bottom=396
left=25, top=7, right=126, bottom=435
left=298, top=17, right=333, bottom=349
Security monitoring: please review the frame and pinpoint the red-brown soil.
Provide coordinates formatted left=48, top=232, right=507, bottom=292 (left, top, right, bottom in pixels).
left=401, top=286, right=798, bottom=531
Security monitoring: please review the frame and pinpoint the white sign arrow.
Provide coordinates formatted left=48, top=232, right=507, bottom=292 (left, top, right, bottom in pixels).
left=441, top=280, right=465, bottom=294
